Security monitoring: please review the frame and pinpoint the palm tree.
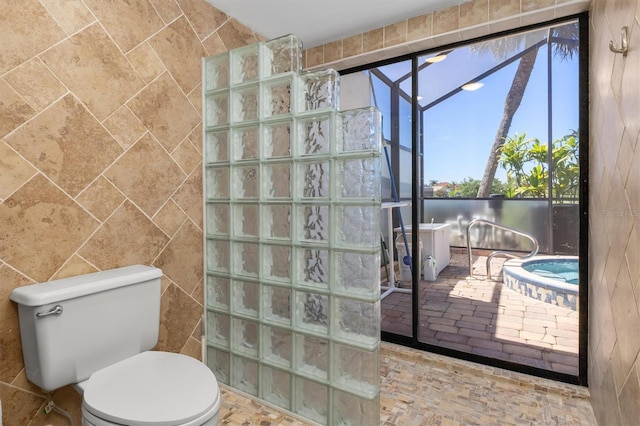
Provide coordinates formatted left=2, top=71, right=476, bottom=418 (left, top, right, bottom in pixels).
left=476, top=22, right=579, bottom=197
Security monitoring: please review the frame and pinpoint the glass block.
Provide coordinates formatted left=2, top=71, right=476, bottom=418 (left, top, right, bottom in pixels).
left=334, top=251, right=380, bottom=299
left=205, top=129, right=228, bottom=163
left=231, top=44, right=259, bottom=84
left=261, top=365, right=291, bottom=409
left=205, top=166, right=229, bottom=200
left=232, top=165, right=259, bottom=199
left=294, top=333, right=328, bottom=380
left=232, top=204, right=259, bottom=239
left=262, top=285, right=291, bottom=325
left=332, top=390, right=379, bottom=426
left=204, top=53, right=229, bottom=91
left=206, top=239, right=230, bottom=273
left=296, top=248, right=329, bottom=290
left=297, top=115, right=331, bottom=156
left=231, top=125, right=259, bottom=161
left=263, top=78, right=293, bottom=118
left=206, top=274, right=230, bottom=311
left=294, top=377, right=328, bottom=425
left=298, top=69, right=339, bottom=111
left=231, top=280, right=259, bottom=318
left=232, top=84, right=259, bottom=123
left=335, top=205, right=379, bottom=247
left=232, top=318, right=259, bottom=358
left=262, top=325, right=292, bottom=368
left=205, top=92, right=229, bottom=127
left=206, top=310, right=230, bottom=349
left=336, top=156, right=381, bottom=201
left=263, top=163, right=291, bottom=199
left=262, top=204, right=291, bottom=241
left=295, top=291, right=329, bottom=335
left=204, top=37, right=384, bottom=423
left=263, top=244, right=291, bottom=283
left=298, top=162, right=329, bottom=199
left=337, top=107, right=382, bottom=152
left=262, top=34, right=302, bottom=77
left=206, top=346, right=230, bottom=384
left=332, top=343, right=379, bottom=398
left=297, top=205, right=329, bottom=243
left=231, top=355, right=258, bottom=396
left=263, top=120, right=292, bottom=158
left=206, top=203, right=229, bottom=236
left=233, top=242, right=259, bottom=277
left=333, top=298, right=379, bottom=347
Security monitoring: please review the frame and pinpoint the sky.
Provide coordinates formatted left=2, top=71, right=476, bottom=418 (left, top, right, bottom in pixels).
left=420, top=46, right=579, bottom=184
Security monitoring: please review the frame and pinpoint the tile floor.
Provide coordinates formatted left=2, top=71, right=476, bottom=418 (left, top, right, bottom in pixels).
left=381, top=249, right=579, bottom=376
left=218, top=342, right=596, bottom=425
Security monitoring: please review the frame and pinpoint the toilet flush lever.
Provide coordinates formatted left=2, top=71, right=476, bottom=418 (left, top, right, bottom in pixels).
left=36, top=305, right=63, bottom=318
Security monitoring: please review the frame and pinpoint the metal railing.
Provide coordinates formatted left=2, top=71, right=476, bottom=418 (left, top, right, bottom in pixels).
left=466, top=218, right=539, bottom=279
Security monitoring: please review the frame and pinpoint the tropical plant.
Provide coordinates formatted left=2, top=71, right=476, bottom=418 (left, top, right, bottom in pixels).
left=476, top=21, right=580, bottom=197
left=551, top=130, right=579, bottom=201
left=498, top=131, right=579, bottom=201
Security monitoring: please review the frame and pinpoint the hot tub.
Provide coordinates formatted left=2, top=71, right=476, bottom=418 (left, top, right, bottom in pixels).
left=502, top=256, right=579, bottom=310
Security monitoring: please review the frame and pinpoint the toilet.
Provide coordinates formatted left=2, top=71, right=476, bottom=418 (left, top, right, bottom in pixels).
left=10, top=265, right=220, bottom=426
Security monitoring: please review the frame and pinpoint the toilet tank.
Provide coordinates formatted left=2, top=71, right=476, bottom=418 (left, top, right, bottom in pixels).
left=10, top=265, right=163, bottom=392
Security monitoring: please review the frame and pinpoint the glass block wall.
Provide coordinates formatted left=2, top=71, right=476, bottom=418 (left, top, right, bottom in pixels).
left=203, top=34, right=382, bottom=425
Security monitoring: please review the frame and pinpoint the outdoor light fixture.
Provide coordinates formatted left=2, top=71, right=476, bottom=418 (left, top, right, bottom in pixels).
left=425, top=54, right=447, bottom=63
left=461, top=82, right=484, bottom=91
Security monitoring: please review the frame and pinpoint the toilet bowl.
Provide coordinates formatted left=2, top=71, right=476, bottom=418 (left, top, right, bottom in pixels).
left=9, top=265, right=220, bottom=426
left=79, top=352, right=220, bottom=426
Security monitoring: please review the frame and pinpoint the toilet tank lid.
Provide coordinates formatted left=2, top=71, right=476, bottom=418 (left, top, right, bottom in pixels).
left=10, top=265, right=162, bottom=307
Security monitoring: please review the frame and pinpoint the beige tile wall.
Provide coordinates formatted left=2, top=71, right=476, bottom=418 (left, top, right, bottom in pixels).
left=588, top=0, right=640, bottom=424
left=303, top=0, right=591, bottom=71
left=3, top=0, right=629, bottom=424
left=0, top=1, right=261, bottom=424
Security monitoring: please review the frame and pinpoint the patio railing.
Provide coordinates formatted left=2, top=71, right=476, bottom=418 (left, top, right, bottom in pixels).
left=466, top=218, right=539, bottom=279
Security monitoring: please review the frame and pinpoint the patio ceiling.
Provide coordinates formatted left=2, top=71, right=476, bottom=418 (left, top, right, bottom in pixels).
left=372, top=26, right=553, bottom=109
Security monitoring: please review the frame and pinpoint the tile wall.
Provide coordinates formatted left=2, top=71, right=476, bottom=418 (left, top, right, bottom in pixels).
left=588, top=0, right=640, bottom=424
left=3, top=0, right=634, bottom=424
left=0, top=1, right=260, bottom=424
left=303, top=0, right=591, bottom=71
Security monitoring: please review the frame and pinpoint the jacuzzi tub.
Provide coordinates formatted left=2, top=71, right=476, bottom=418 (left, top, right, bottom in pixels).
left=502, top=256, right=579, bottom=310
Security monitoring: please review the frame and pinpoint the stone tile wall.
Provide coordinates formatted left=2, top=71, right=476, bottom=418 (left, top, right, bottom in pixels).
left=303, top=0, right=591, bottom=71
left=0, top=1, right=260, bottom=424
left=588, top=0, right=640, bottom=424
left=3, top=0, right=634, bottom=424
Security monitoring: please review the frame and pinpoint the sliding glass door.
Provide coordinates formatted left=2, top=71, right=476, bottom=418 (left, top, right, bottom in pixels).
left=341, top=15, right=588, bottom=384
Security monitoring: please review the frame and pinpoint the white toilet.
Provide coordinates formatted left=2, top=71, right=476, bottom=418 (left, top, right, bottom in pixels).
left=10, top=265, right=221, bottom=426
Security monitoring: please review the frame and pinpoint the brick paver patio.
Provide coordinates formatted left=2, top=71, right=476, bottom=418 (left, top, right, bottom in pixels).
left=381, top=249, right=579, bottom=376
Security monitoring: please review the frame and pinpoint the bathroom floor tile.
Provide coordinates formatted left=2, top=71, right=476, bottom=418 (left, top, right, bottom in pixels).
left=218, top=342, right=597, bottom=425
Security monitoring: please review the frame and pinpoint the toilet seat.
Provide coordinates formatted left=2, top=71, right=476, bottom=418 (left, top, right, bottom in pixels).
left=81, top=351, right=220, bottom=426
